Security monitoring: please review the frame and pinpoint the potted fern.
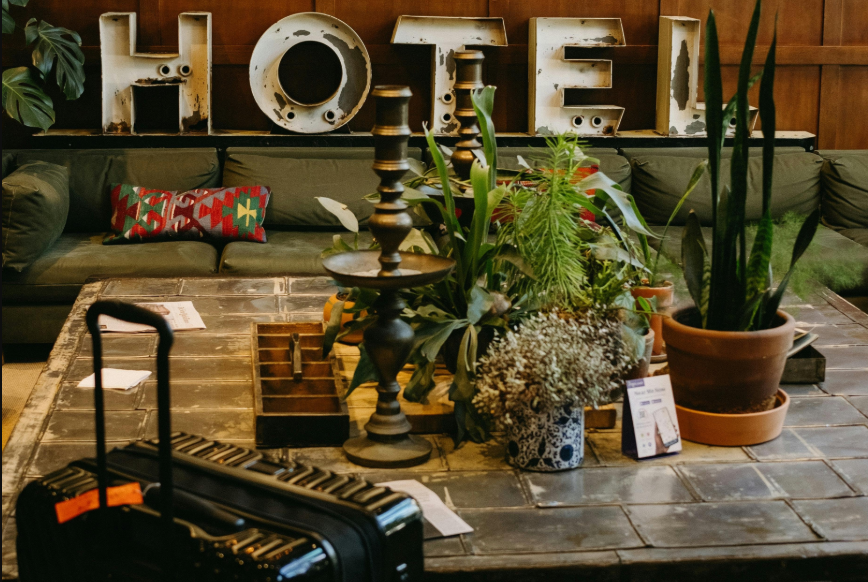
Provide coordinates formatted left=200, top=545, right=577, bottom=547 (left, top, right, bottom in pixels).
left=662, top=0, right=820, bottom=445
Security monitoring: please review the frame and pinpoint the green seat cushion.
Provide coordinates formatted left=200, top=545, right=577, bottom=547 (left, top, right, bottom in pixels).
left=2, top=233, right=218, bottom=304
left=2, top=152, right=15, bottom=178
left=820, top=153, right=868, bottom=231
left=838, top=228, right=868, bottom=247
left=631, top=153, right=822, bottom=226
left=223, top=154, right=384, bottom=229
left=225, top=147, right=422, bottom=161
left=653, top=224, right=868, bottom=295
left=497, top=148, right=631, bottom=192
left=817, top=150, right=868, bottom=162
left=220, top=230, right=374, bottom=277
left=620, top=147, right=806, bottom=161
left=2, top=161, right=70, bottom=272
left=14, top=149, right=220, bottom=233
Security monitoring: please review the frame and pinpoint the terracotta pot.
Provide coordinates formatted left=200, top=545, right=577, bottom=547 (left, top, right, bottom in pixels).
left=322, top=293, right=365, bottom=345
left=676, top=389, right=790, bottom=446
left=624, top=328, right=655, bottom=381
left=662, top=307, right=795, bottom=414
left=631, top=283, right=674, bottom=356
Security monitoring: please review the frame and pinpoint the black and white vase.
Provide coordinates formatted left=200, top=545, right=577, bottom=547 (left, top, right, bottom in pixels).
left=505, top=403, right=585, bottom=471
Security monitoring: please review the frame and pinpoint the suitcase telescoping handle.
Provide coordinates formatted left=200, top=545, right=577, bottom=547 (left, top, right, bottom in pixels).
left=85, top=300, right=175, bottom=572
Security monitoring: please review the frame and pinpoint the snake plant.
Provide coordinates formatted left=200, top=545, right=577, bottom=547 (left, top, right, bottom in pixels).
left=682, top=0, right=820, bottom=332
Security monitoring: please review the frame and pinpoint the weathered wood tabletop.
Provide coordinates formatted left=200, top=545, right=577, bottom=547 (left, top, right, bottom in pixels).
left=2, top=277, right=867, bottom=581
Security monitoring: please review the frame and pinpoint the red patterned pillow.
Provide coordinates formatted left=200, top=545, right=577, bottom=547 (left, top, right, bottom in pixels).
left=104, top=184, right=270, bottom=244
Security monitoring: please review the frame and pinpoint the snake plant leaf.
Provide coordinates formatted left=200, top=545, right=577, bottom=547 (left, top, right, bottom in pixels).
left=760, top=19, right=778, bottom=218
left=2, top=67, right=54, bottom=130
left=581, top=172, right=656, bottom=237
left=682, top=211, right=710, bottom=327
left=316, top=197, right=359, bottom=233
left=746, top=213, right=774, bottom=303
left=465, top=158, right=491, bottom=279
left=25, top=19, right=85, bottom=100
left=760, top=208, right=821, bottom=329
left=471, top=86, right=498, bottom=188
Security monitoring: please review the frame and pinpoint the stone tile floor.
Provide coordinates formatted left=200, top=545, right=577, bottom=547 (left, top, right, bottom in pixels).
left=2, top=278, right=867, bottom=580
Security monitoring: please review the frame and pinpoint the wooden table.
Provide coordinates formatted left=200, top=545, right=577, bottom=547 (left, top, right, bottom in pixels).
left=2, top=277, right=867, bottom=581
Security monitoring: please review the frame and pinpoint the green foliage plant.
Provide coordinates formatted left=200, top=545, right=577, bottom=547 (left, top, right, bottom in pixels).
left=3, top=0, right=85, bottom=130
left=682, top=0, right=821, bottom=332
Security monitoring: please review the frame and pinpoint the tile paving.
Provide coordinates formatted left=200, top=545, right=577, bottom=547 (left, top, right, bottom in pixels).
left=2, top=277, right=867, bottom=580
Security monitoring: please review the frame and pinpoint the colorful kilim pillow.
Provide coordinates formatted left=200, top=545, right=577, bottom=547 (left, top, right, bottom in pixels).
left=104, top=184, right=270, bottom=244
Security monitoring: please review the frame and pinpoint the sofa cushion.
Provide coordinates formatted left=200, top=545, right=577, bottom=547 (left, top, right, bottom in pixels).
left=3, top=161, right=70, bottom=272
left=838, top=228, right=868, bottom=247
left=104, top=184, right=271, bottom=244
left=14, top=149, right=220, bottom=233
left=225, top=147, right=422, bottom=161
left=2, top=152, right=14, bottom=178
left=220, top=230, right=373, bottom=277
left=620, top=147, right=806, bottom=161
left=497, top=147, right=631, bottom=193
left=2, top=233, right=218, bottom=304
left=223, top=154, right=382, bottom=229
left=631, top=153, right=822, bottom=226
left=820, top=153, right=868, bottom=231
left=653, top=224, right=868, bottom=295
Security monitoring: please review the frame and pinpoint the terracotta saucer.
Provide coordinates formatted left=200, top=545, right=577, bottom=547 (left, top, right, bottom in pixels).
left=675, top=389, right=790, bottom=446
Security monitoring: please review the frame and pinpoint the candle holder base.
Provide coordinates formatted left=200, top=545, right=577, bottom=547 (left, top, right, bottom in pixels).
left=343, top=433, right=433, bottom=468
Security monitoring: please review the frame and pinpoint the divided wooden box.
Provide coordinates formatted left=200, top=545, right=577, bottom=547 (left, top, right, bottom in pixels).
left=252, top=322, right=349, bottom=447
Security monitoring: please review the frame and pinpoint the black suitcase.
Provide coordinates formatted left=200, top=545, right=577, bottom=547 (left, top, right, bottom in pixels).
left=16, top=300, right=424, bottom=582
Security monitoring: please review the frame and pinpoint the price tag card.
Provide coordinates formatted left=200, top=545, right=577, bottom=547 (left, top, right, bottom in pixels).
left=622, top=375, right=682, bottom=459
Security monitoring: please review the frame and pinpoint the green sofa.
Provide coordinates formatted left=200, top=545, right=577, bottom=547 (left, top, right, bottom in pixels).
left=3, top=145, right=867, bottom=344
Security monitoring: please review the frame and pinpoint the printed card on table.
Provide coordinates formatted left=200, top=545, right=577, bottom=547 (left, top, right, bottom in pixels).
left=622, top=375, right=682, bottom=459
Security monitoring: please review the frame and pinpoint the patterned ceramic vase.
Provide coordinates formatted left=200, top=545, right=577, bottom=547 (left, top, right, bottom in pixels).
left=505, top=403, right=585, bottom=471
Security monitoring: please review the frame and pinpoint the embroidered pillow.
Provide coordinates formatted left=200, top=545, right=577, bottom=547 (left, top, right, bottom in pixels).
left=104, top=184, right=270, bottom=244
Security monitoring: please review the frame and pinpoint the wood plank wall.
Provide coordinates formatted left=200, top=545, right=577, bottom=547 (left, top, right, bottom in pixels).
left=2, top=0, right=867, bottom=148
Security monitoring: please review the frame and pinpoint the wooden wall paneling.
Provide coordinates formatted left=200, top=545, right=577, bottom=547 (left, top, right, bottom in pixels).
left=840, top=0, right=868, bottom=46
left=157, top=1, right=314, bottom=47
left=834, top=66, right=868, bottom=149
left=819, top=0, right=844, bottom=149
left=137, top=0, right=160, bottom=45
left=503, top=0, right=660, bottom=45
left=334, top=0, right=490, bottom=45
left=659, top=0, right=824, bottom=46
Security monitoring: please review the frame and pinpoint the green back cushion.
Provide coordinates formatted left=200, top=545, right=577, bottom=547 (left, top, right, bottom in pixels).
left=2, top=153, right=15, bottom=179
left=223, top=154, right=379, bottom=228
left=620, top=147, right=806, bottom=161
left=14, top=149, right=220, bottom=232
left=631, top=153, right=822, bottom=226
left=2, top=161, right=70, bottom=271
left=820, top=153, right=868, bottom=231
left=225, top=147, right=422, bottom=161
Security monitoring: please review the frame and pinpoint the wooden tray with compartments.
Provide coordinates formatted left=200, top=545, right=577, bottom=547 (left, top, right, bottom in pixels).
left=251, top=322, right=349, bottom=447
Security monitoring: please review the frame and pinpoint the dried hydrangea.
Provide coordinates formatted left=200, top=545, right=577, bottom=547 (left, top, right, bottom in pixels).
left=473, top=311, right=632, bottom=428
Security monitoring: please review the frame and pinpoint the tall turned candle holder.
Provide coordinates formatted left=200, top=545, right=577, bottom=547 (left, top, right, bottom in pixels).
left=322, top=86, right=455, bottom=468
left=450, top=50, right=485, bottom=182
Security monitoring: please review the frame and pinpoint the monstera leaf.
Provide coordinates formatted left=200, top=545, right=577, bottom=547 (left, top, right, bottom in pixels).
left=2, top=0, right=28, bottom=35
left=2, top=67, right=54, bottom=130
left=25, top=18, right=85, bottom=100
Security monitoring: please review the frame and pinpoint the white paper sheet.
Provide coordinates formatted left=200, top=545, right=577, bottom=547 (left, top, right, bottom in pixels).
left=376, top=479, right=473, bottom=537
left=98, top=301, right=206, bottom=333
left=77, top=368, right=152, bottom=391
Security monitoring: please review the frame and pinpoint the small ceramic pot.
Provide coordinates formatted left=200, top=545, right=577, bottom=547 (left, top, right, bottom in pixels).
left=631, top=282, right=674, bottom=356
left=323, top=293, right=365, bottom=344
left=505, top=403, right=585, bottom=472
left=662, top=307, right=795, bottom=414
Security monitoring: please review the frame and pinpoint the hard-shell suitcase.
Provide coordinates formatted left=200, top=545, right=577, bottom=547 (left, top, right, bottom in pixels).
left=15, top=300, right=424, bottom=581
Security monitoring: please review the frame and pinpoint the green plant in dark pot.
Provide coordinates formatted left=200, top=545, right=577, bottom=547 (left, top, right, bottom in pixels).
left=662, top=0, right=821, bottom=424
